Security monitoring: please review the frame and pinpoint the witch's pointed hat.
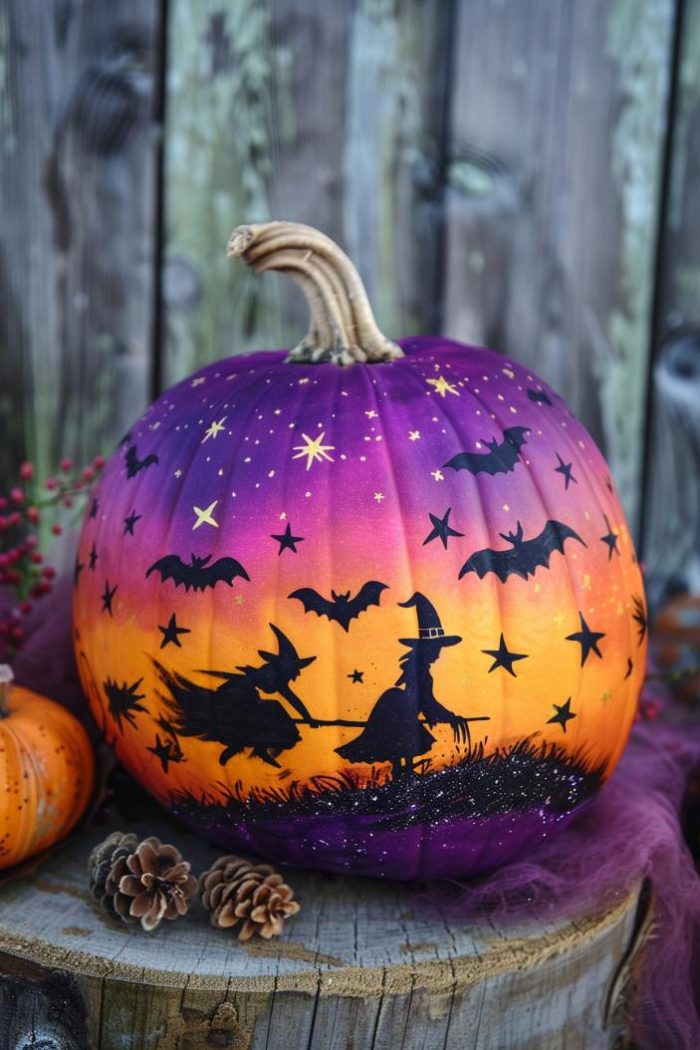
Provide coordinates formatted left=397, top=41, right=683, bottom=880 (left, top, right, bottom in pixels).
left=398, top=593, right=461, bottom=648
left=257, top=624, right=316, bottom=671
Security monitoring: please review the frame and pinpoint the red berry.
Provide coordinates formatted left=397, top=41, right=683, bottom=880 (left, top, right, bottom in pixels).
left=0, top=497, right=6, bottom=509
left=10, top=625, right=24, bottom=642
left=4, top=570, right=20, bottom=585
left=94, top=456, right=106, bottom=469
left=19, top=600, right=33, bottom=615
left=42, top=565, right=56, bottom=579
left=9, top=512, right=21, bottom=527
left=26, top=506, right=40, bottom=523
left=25, top=534, right=37, bottom=548
left=51, top=523, right=63, bottom=536
left=0, top=623, right=8, bottom=637
left=63, top=496, right=73, bottom=508
left=82, top=467, right=95, bottom=481
left=45, top=477, right=58, bottom=491
left=59, top=457, right=73, bottom=472
left=9, top=487, right=24, bottom=504
left=31, top=552, right=43, bottom=564
left=19, top=462, right=33, bottom=481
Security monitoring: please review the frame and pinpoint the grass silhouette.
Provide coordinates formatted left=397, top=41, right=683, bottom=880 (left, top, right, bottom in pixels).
left=169, top=737, right=605, bottom=830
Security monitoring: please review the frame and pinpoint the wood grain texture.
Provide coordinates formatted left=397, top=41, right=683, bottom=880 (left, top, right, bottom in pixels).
left=0, top=0, right=160, bottom=484
left=642, top=0, right=700, bottom=602
left=161, top=0, right=451, bottom=387
left=442, top=0, right=675, bottom=534
left=0, top=811, right=648, bottom=1049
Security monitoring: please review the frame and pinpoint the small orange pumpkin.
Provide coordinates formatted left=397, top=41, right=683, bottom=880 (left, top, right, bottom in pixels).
left=0, top=665, right=95, bottom=869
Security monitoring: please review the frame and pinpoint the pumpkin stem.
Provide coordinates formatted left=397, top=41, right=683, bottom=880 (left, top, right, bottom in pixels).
left=0, top=664, right=13, bottom=719
left=227, top=221, right=404, bottom=366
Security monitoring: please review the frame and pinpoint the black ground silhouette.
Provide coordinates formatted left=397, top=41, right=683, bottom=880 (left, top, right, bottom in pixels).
left=169, top=737, right=606, bottom=832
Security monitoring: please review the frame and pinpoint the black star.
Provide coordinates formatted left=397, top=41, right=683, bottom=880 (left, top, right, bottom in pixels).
left=147, top=734, right=183, bottom=773
left=123, top=510, right=142, bottom=536
left=624, top=657, right=634, bottom=680
left=90, top=498, right=99, bottom=519
left=547, top=697, right=576, bottom=733
left=632, top=595, right=647, bottom=644
left=89, top=542, right=98, bottom=571
left=348, top=669, right=364, bottom=684
left=271, top=522, right=304, bottom=555
left=566, top=612, right=605, bottom=665
left=600, top=515, right=619, bottom=559
left=73, top=559, right=85, bottom=587
left=554, top=453, right=577, bottom=490
left=422, top=507, right=464, bottom=549
left=482, top=633, right=528, bottom=677
left=104, top=676, right=146, bottom=732
left=101, top=580, right=117, bottom=616
left=158, top=612, right=191, bottom=649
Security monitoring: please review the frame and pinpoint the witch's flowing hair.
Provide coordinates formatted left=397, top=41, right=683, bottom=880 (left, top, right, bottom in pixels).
left=395, top=643, right=441, bottom=691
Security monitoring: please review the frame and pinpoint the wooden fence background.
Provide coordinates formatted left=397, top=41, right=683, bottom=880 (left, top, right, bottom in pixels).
left=1, top=0, right=699, bottom=606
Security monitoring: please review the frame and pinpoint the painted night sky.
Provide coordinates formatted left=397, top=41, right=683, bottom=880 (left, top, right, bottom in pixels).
left=73, top=337, right=648, bottom=877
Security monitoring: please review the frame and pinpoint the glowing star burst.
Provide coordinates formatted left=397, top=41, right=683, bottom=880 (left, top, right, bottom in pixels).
left=292, top=431, right=335, bottom=471
left=192, top=500, right=219, bottom=530
left=202, top=417, right=227, bottom=442
left=427, top=375, right=459, bottom=398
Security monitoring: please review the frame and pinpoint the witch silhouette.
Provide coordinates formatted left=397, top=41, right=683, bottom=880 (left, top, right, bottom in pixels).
left=153, top=624, right=317, bottom=768
left=336, top=594, right=469, bottom=776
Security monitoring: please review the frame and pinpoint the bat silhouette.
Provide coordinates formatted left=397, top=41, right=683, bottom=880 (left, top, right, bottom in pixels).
left=147, top=553, right=250, bottom=592
left=444, top=426, right=530, bottom=477
left=289, top=581, right=388, bottom=631
left=125, top=443, right=159, bottom=478
left=526, top=388, right=553, bottom=406
left=459, top=520, right=586, bottom=582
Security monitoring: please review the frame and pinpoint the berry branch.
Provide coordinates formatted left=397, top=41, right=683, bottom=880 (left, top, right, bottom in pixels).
left=0, top=455, right=105, bottom=660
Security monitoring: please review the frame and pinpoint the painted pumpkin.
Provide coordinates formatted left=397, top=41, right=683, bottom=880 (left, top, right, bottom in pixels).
left=73, top=222, right=647, bottom=879
left=0, top=665, right=94, bottom=869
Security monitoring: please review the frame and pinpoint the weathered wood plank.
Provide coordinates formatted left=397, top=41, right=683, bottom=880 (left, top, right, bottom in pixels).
left=642, top=0, right=700, bottom=602
left=0, top=809, right=647, bottom=1049
left=442, top=0, right=675, bottom=534
left=0, top=0, right=161, bottom=485
left=161, top=0, right=451, bottom=387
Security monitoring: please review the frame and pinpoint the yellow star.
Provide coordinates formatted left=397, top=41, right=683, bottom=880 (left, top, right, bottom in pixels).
left=600, top=689, right=612, bottom=707
left=365, top=410, right=378, bottom=419
left=202, top=417, right=227, bottom=442
left=373, top=492, right=385, bottom=503
left=292, top=431, right=335, bottom=470
left=534, top=582, right=542, bottom=594
left=427, top=375, right=459, bottom=398
left=431, top=469, right=444, bottom=481
left=409, top=430, right=421, bottom=441
left=553, top=610, right=564, bottom=627
left=582, top=573, right=592, bottom=591
left=192, top=500, right=219, bottom=530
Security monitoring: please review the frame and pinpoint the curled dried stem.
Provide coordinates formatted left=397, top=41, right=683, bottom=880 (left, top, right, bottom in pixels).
left=227, top=221, right=404, bottom=366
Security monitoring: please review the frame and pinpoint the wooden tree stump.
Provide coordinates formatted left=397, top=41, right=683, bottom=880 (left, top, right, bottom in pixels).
left=0, top=811, right=649, bottom=1050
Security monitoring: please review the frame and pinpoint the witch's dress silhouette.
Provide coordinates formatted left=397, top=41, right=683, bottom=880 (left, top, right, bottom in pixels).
left=153, top=624, right=316, bottom=768
left=335, top=594, right=469, bottom=776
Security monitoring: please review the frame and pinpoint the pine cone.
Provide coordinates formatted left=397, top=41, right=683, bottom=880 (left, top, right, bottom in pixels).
left=201, top=855, right=300, bottom=941
left=88, top=831, right=139, bottom=922
left=88, top=833, right=198, bottom=931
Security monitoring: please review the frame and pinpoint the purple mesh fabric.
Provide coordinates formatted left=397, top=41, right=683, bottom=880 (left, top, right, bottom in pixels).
left=4, top=579, right=700, bottom=1047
